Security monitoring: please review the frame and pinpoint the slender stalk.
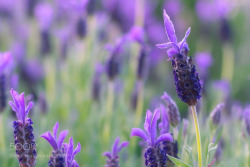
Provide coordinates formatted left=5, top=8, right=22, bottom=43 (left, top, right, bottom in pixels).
left=0, top=114, right=5, bottom=150
left=134, top=80, right=144, bottom=127
left=191, top=105, right=202, bottom=167
left=221, top=43, right=234, bottom=81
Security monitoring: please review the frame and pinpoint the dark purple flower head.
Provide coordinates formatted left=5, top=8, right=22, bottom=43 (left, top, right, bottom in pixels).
left=35, top=2, right=54, bottom=31
left=156, top=9, right=191, bottom=60
left=9, top=89, right=33, bottom=124
left=131, top=109, right=173, bottom=147
left=0, top=52, right=12, bottom=74
left=103, top=137, right=129, bottom=167
left=40, top=122, right=68, bottom=151
left=63, top=137, right=81, bottom=167
left=158, top=105, right=169, bottom=135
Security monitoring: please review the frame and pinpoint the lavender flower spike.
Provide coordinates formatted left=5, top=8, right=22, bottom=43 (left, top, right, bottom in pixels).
left=63, top=137, right=81, bottom=167
left=103, top=137, right=129, bottom=167
left=9, top=89, right=36, bottom=167
left=210, top=103, right=225, bottom=127
left=156, top=10, right=202, bottom=106
left=131, top=109, right=173, bottom=167
left=40, top=122, right=69, bottom=167
left=161, top=92, right=180, bottom=127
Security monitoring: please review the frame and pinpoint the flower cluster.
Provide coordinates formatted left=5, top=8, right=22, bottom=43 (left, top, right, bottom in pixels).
left=156, top=10, right=202, bottom=106
left=9, top=89, right=37, bottom=167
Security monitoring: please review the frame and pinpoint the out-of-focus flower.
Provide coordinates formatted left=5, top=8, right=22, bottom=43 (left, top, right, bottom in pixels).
left=92, top=63, right=104, bottom=101
left=63, top=137, right=81, bottom=167
left=40, top=122, right=68, bottom=167
left=38, top=93, right=47, bottom=114
left=9, top=89, right=36, bottom=167
left=128, top=26, right=145, bottom=45
left=0, top=52, right=11, bottom=74
left=161, top=92, right=180, bottom=127
left=156, top=10, right=202, bottom=106
left=210, top=103, right=225, bottom=127
left=35, top=2, right=54, bottom=31
left=196, top=0, right=232, bottom=22
left=105, top=36, right=128, bottom=81
left=195, top=52, right=213, bottom=80
left=243, top=105, right=250, bottom=137
left=130, top=109, right=173, bottom=167
left=182, top=119, right=189, bottom=137
left=103, top=137, right=129, bottom=167
left=164, top=0, right=182, bottom=17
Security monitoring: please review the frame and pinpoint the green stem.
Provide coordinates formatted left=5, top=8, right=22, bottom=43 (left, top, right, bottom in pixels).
left=221, top=43, right=234, bottom=81
left=191, top=105, right=202, bottom=167
left=134, top=80, right=144, bottom=127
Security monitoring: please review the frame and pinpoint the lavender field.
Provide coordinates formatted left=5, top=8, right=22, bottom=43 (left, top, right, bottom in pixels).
left=0, top=0, right=250, bottom=167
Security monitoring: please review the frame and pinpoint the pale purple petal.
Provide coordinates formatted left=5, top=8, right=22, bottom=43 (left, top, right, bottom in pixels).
left=159, top=105, right=169, bottom=134
left=9, top=101, right=20, bottom=119
left=117, top=141, right=129, bottom=154
left=73, top=142, right=81, bottom=157
left=144, top=110, right=153, bottom=136
left=155, top=133, right=173, bottom=146
left=53, top=122, right=59, bottom=139
left=57, top=130, right=68, bottom=149
left=150, top=109, right=160, bottom=146
left=112, top=137, right=120, bottom=157
left=163, top=9, right=177, bottom=43
left=156, top=42, right=173, bottom=49
left=103, top=152, right=112, bottom=158
left=72, top=160, right=79, bottom=167
left=66, top=138, right=74, bottom=167
left=130, top=128, right=148, bottom=142
left=179, top=27, right=191, bottom=51
left=40, top=132, right=58, bottom=150
left=167, top=47, right=179, bottom=59
left=25, top=102, right=33, bottom=118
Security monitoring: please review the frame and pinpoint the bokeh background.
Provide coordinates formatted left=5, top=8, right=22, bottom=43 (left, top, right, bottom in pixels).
left=0, top=0, right=250, bottom=166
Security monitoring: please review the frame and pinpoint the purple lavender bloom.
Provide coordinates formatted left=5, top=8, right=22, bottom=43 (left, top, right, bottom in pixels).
left=195, top=52, right=213, bottom=79
left=243, top=105, right=250, bottom=137
left=105, top=36, right=128, bottom=80
left=156, top=10, right=202, bottom=106
left=9, top=89, right=36, bottom=167
left=40, top=122, right=69, bottom=167
left=0, top=52, right=11, bottom=112
left=131, top=109, right=173, bottom=167
left=157, top=105, right=178, bottom=167
left=63, top=137, right=81, bottom=167
left=210, top=103, right=225, bottom=127
left=161, top=92, right=180, bottom=127
left=128, top=26, right=145, bottom=46
left=103, top=137, right=129, bottom=167
left=92, top=63, right=104, bottom=101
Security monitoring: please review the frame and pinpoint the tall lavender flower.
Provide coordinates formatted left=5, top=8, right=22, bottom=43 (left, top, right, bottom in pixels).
left=103, top=137, right=129, bottom=167
left=92, top=63, right=104, bottom=101
left=210, top=103, right=225, bottom=127
left=243, top=105, right=250, bottom=137
left=161, top=92, right=180, bottom=127
left=0, top=52, right=11, bottom=112
left=63, top=138, right=81, bottom=167
left=157, top=105, right=178, bottom=167
left=40, top=122, right=68, bottom=167
left=9, top=89, right=37, bottom=167
left=156, top=10, right=202, bottom=106
left=131, top=109, right=173, bottom=167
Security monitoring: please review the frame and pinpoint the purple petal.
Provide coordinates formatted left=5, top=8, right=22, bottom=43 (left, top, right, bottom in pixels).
left=167, top=47, right=179, bottom=59
left=155, top=133, right=173, bottom=146
left=73, top=142, right=81, bottom=157
left=10, top=89, right=19, bottom=108
left=18, top=93, right=26, bottom=123
left=53, top=122, right=59, bottom=139
left=150, top=109, right=161, bottom=146
left=40, top=132, right=58, bottom=150
left=156, top=42, right=173, bottom=49
left=179, top=27, right=191, bottom=51
left=25, top=102, right=33, bottom=118
left=57, top=130, right=68, bottom=149
left=112, top=137, right=120, bottom=157
left=130, top=128, right=148, bottom=142
left=103, top=151, right=112, bottom=158
left=72, top=160, right=79, bottom=167
left=9, top=101, right=20, bottom=119
left=0, top=52, right=11, bottom=70
left=163, top=9, right=177, bottom=43
left=144, top=110, right=153, bottom=136
left=117, top=141, right=129, bottom=154
left=159, top=105, right=169, bottom=134
left=66, top=138, right=74, bottom=167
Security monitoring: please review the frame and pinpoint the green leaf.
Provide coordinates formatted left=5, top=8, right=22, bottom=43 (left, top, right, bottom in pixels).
left=205, top=143, right=217, bottom=167
left=167, top=154, right=191, bottom=167
left=184, top=145, right=196, bottom=167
